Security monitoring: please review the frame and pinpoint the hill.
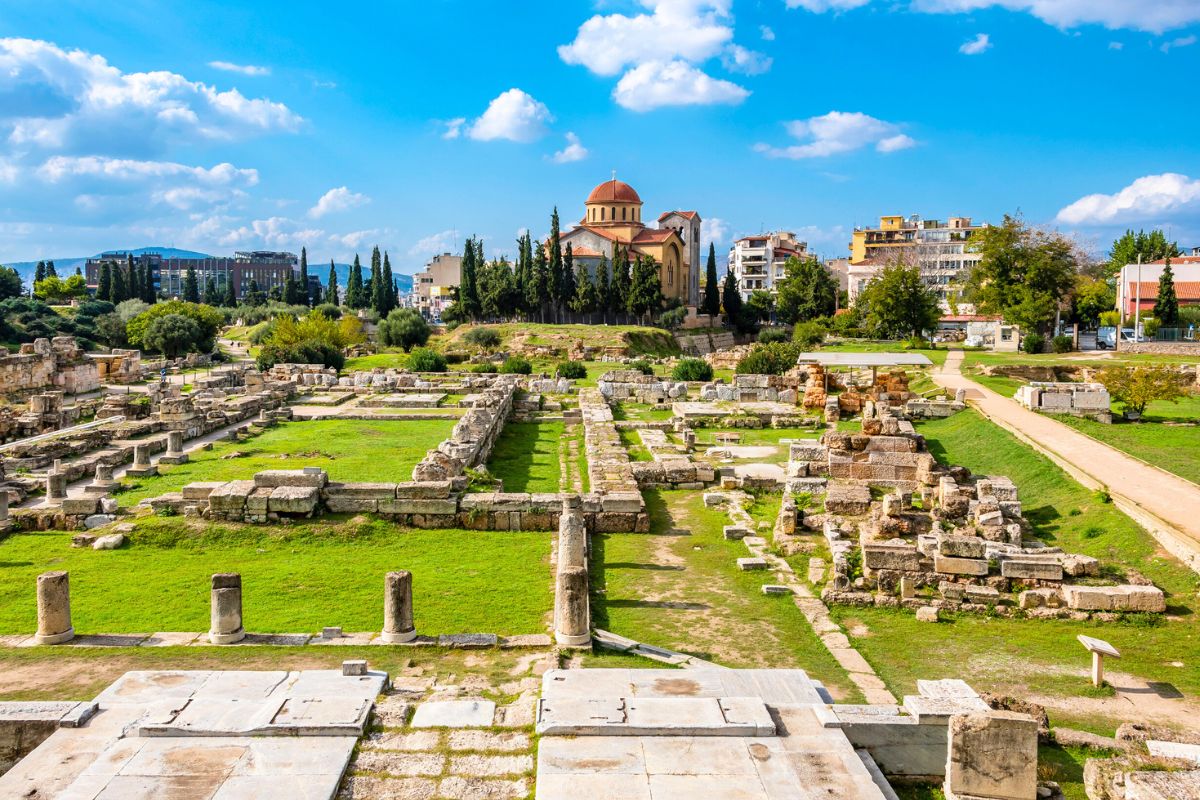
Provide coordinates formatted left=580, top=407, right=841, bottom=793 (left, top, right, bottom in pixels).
left=440, top=323, right=679, bottom=358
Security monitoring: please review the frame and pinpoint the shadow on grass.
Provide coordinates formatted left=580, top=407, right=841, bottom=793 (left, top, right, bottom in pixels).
left=603, top=562, right=685, bottom=571
left=604, top=599, right=710, bottom=611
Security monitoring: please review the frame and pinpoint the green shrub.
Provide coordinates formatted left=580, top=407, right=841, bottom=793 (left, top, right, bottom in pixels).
left=378, top=308, right=430, bottom=351
left=407, top=347, right=447, bottom=373
left=757, top=327, right=789, bottom=344
left=671, top=358, right=713, bottom=382
left=627, top=358, right=654, bottom=375
left=1051, top=335, right=1073, bottom=353
left=312, top=303, right=342, bottom=320
left=556, top=361, right=587, bottom=380
left=1021, top=333, right=1044, bottom=354
left=127, top=300, right=223, bottom=353
left=255, top=339, right=345, bottom=371
left=468, top=363, right=494, bottom=374
left=142, top=313, right=201, bottom=358
left=735, top=342, right=802, bottom=375
left=792, top=321, right=827, bottom=348
left=1098, top=310, right=1122, bottom=327
left=499, top=355, right=532, bottom=375
left=901, top=335, right=931, bottom=350
left=656, top=306, right=687, bottom=331
left=463, top=326, right=501, bottom=349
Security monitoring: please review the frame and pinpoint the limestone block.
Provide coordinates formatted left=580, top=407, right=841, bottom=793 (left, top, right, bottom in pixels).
left=395, top=481, right=453, bottom=499
left=83, top=514, right=116, bottom=529
left=1000, top=559, right=1063, bottom=581
left=181, top=481, right=227, bottom=500
left=945, top=711, right=1038, bottom=800
left=267, top=485, right=320, bottom=514
left=1062, top=584, right=1166, bottom=613
left=737, top=558, right=769, bottom=571
left=206, top=480, right=256, bottom=514
left=790, top=442, right=828, bottom=462
left=864, top=544, right=924, bottom=572
left=253, top=468, right=328, bottom=489
left=916, top=606, right=940, bottom=623
left=92, top=533, right=126, bottom=550
left=825, top=484, right=872, bottom=516
left=939, top=582, right=966, bottom=602
left=379, top=498, right=459, bottom=515
left=1018, top=588, right=1063, bottom=610
left=1061, top=553, right=1100, bottom=577
left=246, top=487, right=273, bottom=516
left=600, top=492, right=644, bottom=513
left=61, top=496, right=100, bottom=516
left=963, top=586, right=1000, bottom=605
left=939, top=534, right=987, bottom=560
left=935, top=556, right=990, bottom=577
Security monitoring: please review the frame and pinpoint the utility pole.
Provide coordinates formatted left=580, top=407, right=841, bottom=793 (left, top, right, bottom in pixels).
left=1133, top=254, right=1142, bottom=343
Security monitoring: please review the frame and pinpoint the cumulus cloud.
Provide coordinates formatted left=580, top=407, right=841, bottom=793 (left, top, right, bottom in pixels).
left=442, top=117, right=467, bottom=139
left=760, top=25, right=776, bottom=40
left=409, top=229, right=460, bottom=258
left=550, top=132, right=589, bottom=164
left=467, top=89, right=553, bottom=143
left=1161, top=34, right=1197, bottom=52
left=909, top=0, right=1200, bottom=34
left=785, top=0, right=871, bottom=10
left=218, top=216, right=323, bottom=249
left=721, top=44, right=773, bottom=75
left=1056, top=173, right=1200, bottom=225
left=614, top=60, right=749, bottom=111
left=329, top=229, right=379, bottom=248
left=208, top=61, right=270, bottom=76
left=36, top=155, right=258, bottom=185
left=754, top=111, right=915, bottom=159
left=308, top=186, right=369, bottom=219
left=701, top=217, right=729, bottom=248
left=0, top=38, right=302, bottom=156
left=960, top=33, right=992, bottom=54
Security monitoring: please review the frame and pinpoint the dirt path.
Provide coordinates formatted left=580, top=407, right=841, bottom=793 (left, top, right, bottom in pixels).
left=934, top=350, right=1200, bottom=573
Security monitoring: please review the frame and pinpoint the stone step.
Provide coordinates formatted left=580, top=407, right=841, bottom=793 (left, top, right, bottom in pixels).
left=535, top=696, right=776, bottom=737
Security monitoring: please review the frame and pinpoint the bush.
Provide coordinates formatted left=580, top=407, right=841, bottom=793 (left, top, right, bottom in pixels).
left=1141, top=318, right=1160, bottom=338
left=256, top=339, right=345, bottom=371
left=127, top=300, right=223, bottom=353
left=468, top=363, right=494, bottom=374
left=142, top=314, right=201, bottom=358
left=1098, top=310, right=1122, bottom=328
left=656, top=306, right=687, bottom=331
left=901, top=335, right=931, bottom=350
left=407, top=347, right=447, bottom=373
left=556, top=361, right=587, bottom=380
left=1021, top=333, right=1044, bottom=354
left=378, top=308, right=430, bottom=351
left=628, top=358, right=654, bottom=376
left=499, top=355, right=532, bottom=375
left=312, top=303, right=342, bottom=320
left=95, top=313, right=128, bottom=348
left=735, top=342, right=802, bottom=375
left=757, top=327, right=789, bottom=344
left=671, top=358, right=713, bottom=382
left=1051, top=335, right=1073, bottom=353
left=1097, top=365, right=1187, bottom=416
left=463, top=326, right=501, bottom=349
left=792, top=321, right=827, bottom=348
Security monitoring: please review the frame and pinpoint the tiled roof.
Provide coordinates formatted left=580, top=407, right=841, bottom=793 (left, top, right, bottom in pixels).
left=586, top=179, right=641, bottom=204
left=1128, top=281, right=1200, bottom=300
left=658, top=210, right=698, bottom=221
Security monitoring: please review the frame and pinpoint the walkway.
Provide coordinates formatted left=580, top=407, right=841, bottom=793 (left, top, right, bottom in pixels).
left=933, top=350, right=1200, bottom=572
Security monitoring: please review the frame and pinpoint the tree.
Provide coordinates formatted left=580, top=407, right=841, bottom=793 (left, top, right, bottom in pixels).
left=34, top=261, right=46, bottom=284
left=97, top=262, right=113, bottom=303
left=703, top=242, right=721, bottom=317
left=34, top=274, right=88, bottom=304
left=561, top=242, right=577, bottom=317
left=126, top=300, right=224, bottom=352
left=594, top=253, right=611, bottom=323
left=142, top=313, right=201, bottom=358
left=459, top=237, right=482, bottom=321
left=283, top=267, right=300, bottom=306
left=299, top=246, right=310, bottom=306
left=527, top=239, right=550, bottom=322
left=346, top=254, right=364, bottom=308
left=479, top=257, right=518, bottom=320
left=548, top=207, right=564, bottom=321
left=124, top=254, right=135, bottom=303
left=111, top=266, right=127, bottom=305
left=722, top=270, right=742, bottom=326
left=611, top=246, right=630, bottom=318
left=775, top=256, right=837, bottom=324
left=1154, top=258, right=1180, bottom=325
left=1071, top=276, right=1115, bottom=328
left=245, top=278, right=266, bottom=307
left=221, top=276, right=236, bottom=307
left=142, top=259, right=156, bottom=302
left=182, top=264, right=199, bottom=303
left=378, top=307, right=431, bottom=351
left=570, top=259, right=597, bottom=319
left=95, top=313, right=128, bottom=348
left=1107, top=229, right=1180, bottom=280
left=1097, top=365, right=1186, bottom=417
left=627, top=254, right=663, bottom=322
left=202, top=277, right=219, bottom=305
left=382, top=251, right=397, bottom=315
left=0, top=266, right=21, bottom=301
left=746, top=290, right=774, bottom=323
left=326, top=259, right=339, bottom=306
left=857, top=262, right=940, bottom=339
left=965, top=214, right=1080, bottom=334
left=45, top=260, right=57, bottom=278
left=369, top=246, right=385, bottom=313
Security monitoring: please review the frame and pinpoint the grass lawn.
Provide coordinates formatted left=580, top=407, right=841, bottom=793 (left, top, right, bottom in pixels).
left=970, top=373, right=1026, bottom=397
left=591, top=489, right=862, bottom=701
left=117, top=418, right=454, bottom=506
left=0, top=516, right=551, bottom=635
left=830, top=410, right=1200, bottom=733
left=618, top=427, right=653, bottom=461
left=611, top=401, right=676, bottom=422
left=343, top=350, right=410, bottom=371
left=486, top=420, right=564, bottom=493
left=963, top=350, right=1200, bottom=370
left=1057, top=394, right=1200, bottom=485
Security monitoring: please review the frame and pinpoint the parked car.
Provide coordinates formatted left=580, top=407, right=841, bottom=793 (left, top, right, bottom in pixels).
left=1096, top=327, right=1136, bottom=349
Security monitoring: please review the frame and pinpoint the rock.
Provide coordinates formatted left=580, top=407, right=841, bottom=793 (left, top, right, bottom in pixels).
left=916, top=606, right=939, bottom=623
left=71, top=532, right=97, bottom=547
left=946, top=712, right=1038, bottom=800
left=92, top=533, right=126, bottom=550
left=83, top=514, right=116, bottom=530
left=99, top=497, right=118, bottom=514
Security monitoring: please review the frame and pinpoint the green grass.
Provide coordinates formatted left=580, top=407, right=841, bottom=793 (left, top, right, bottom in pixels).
left=617, top=427, right=653, bottom=461
left=963, top=350, right=1200, bottom=369
left=222, top=322, right=268, bottom=342
left=439, top=322, right=679, bottom=358
left=0, top=516, right=551, bottom=635
left=117, top=418, right=455, bottom=506
left=591, top=489, right=862, bottom=701
left=1057, top=394, right=1200, bottom=485
left=829, top=409, right=1200, bottom=731
left=343, top=350, right=410, bottom=371
left=611, top=402, right=676, bottom=422
left=970, top=373, right=1026, bottom=397
left=486, top=420, right=564, bottom=493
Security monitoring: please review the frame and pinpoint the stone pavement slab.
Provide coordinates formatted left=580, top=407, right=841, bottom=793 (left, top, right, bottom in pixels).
left=410, top=699, right=496, bottom=728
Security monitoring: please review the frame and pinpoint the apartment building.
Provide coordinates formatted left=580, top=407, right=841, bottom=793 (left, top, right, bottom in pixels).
left=847, top=215, right=985, bottom=304
left=726, top=231, right=809, bottom=300
left=86, top=250, right=303, bottom=302
left=412, top=252, right=462, bottom=320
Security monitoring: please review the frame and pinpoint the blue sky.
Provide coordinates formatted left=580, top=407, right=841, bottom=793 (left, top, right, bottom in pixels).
left=1, top=0, right=1199, bottom=271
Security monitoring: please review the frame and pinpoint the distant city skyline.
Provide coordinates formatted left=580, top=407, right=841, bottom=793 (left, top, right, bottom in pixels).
left=0, top=0, right=1198, bottom=269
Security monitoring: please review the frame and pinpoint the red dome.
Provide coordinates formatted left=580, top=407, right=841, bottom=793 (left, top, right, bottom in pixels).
left=586, top=179, right=642, bottom=205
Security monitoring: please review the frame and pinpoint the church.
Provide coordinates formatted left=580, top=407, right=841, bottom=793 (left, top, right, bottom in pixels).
left=558, top=178, right=702, bottom=307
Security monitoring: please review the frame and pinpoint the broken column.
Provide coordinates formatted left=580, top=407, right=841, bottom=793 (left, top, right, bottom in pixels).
left=35, top=571, right=74, bottom=645
left=0, top=489, right=9, bottom=524
left=159, top=430, right=188, bottom=465
left=380, top=570, right=416, bottom=643
left=557, top=495, right=587, bottom=569
left=208, top=573, right=246, bottom=644
left=85, top=463, right=116, bottom=496
left=554, top=566, right=590, bottom=647
left=945, top=711, right=1038, bottom=800
left=44, top=470, right=66, bottom=505
left=125, top=444, right=158, bottom=478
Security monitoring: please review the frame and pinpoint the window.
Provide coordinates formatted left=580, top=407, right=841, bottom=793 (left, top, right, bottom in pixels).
left=622, top=207, right=627, bottom=221
left=667, top=265, right=674, bottom=286
left=601, top=207, right=606, bottom=221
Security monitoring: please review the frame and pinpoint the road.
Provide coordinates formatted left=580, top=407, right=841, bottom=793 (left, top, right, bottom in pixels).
left=933, top=350, right=1200, bottom=573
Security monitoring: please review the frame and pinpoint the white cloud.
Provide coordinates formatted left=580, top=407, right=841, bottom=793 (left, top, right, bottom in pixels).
left=909, top=1, right=1200, bottom=34
left=1161, top=34, right=1197, bottom=52
left=1056, top=173, right=1200, bottom=225
left=0, top=38, right=302, bottom=155
left=308, top=186, right=369, bottom=219
left=467, top=89, right=553, bottom=143
left=218, top=216, right=324, bottom=249
left=0, top=158, right=19, bottom=183
left=208, top=61, right=270, bottom=77
left=1108, top=41, right=1124, bottom=49
left=760, top=25, right=776, bottom=41
left=722, top=44, right=773, bottom=75
left=152, top=186, right=246, bottom=211
left=959, top=33, right=992, bottom=54
left=550, top=132, right=589, bottom=164
left=701, top=217, right=729, bottom=248
left=785, top=0, right=871, bottom=11
left=329, top=229, right=379, bottom=248
left=442, top=117, right=466, bottom=139
left=558, top=0, right=734, bottom=77
left=36, top=155, right=258, bottom=185
left=614, top=60, right=749, bottom=111
left=409, top=229, right=460, bottom=258
left=754, top=111, right=915, bottom=159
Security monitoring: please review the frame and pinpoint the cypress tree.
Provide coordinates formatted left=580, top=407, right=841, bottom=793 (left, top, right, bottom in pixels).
left=34, top=261, right=46, bottom=284
left=45, top=260, right=57, bottom=278
left=722, top=270, right=742, bottom=326
left=1154, top=258, right=1180, bottom=325
left=74, top=265, right=82, bottom=277
left=246, top=278, right=264, bottom=307
left=703, top=242, right=720, bottom=317
left=612, top=246, right=630, bottom=319
left=327, top=260, right=339, bottom=306
left=595, top=253, right=611, bottom=324
left=570, top=259, right=596, bottom=321
left=548, top=208, right=564, bottom=320
left=299, top=247, right=310, bottom=306
left=382, top=251, right=396, bottom=314
left=528, top=240, right=549, bottom=322
left=143, top=260, right=156, bottom=302
left=347, top=254, right=363, bottom=308
left=222, top=275, right=236, bottom=306
left=97, top=262, right=112, bottom=302
left=203, top=277, right=219, bottom=305
left=369, top=246, right=385, bottom=314
left=561, top=242, right=577, bottom=318
left=459, top=237, right=481, bottom=320
left=283, top=268, right=299, bottom=305
left=183, top=264, right=199, bottom=303
left=628, top=254, right=663, bottom=323
left=111, top=265, right=126, bottom=303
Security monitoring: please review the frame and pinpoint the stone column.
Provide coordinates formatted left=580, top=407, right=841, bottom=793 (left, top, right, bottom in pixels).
left=0, top=489, right=9, bottom=522
left=133, top=445, right=150, bottom=468
left=160, top=430, right=188, bottom=464
left=554, top=566, right=590, bottom=647
left=35, top=571, right=74, bottom=645
left=558, top=495, right=587, bottom=570
left=208, top=573, right=246, bottom=644
left=45, top=471, right=66, bottom=505
left=381, top=571, right=416, bottom=643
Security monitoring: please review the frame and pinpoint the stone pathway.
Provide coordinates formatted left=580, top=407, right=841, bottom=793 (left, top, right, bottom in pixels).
left=934, top=350, right=1200, bottom=572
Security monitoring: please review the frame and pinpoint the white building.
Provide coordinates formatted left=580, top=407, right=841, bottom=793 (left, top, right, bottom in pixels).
left=727, top=232, right=809, bottom=300
left=411, top=252, right=462, bottom=320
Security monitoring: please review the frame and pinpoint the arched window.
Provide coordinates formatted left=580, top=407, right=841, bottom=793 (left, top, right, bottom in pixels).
left=622, top=206, right=627, bottom=221
left=611, top=207, right=616, bottom=221
left=668, top=265, right=674, bottom=287
left=601, top=207, right=606, bottom=221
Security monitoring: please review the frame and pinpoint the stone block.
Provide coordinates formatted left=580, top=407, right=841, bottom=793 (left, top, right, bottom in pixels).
left=246, top=487, right=273, bottom=516
left=253, top=468, right=328, bottom=489
left=722, top=525, right=752, bottom=540
left=395, top=481, right=453, bottom=499
left=934, top=556, right=990, bottom=577
left=945, top=711, right=1038, bottom=800
left=864, top=543, right=924, bottom=572
left=181, top=482, right=226, bottom=500
left=825, top=484, right=872, bottom=516
left=737, top=557, right=768, bottom=571
left=61, top=496, right=100, bottom=516
left=379, top=498, right=459, bottom=515
left=916, top=606, right=939, bottom=623
left=963, top=586, right=1000, bottom=605
left=1062, top=584, right=1166, bottom=613
left=601, top=492, right=645, bottom=513
left=208, top=480, right=256, bottom=514
left=1000, top=559, right=1063, bottom=581
left=1061, top=553, right=1100, bottom=577
left=267, top=485, right=320, bottom=514
left=939, top=534, right=987, bottom=560
left=1018, top=588, right=1064, bottom=610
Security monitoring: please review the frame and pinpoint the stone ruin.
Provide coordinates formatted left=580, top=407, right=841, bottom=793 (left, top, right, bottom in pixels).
left=0, top=337, right=99, bottom=397
left=788, top=404, right=1166, bottom=619
left=412, top=375, right=519, bottom=481
left=596, top=369, right=687, bottom=404
left=1015, top=381, right=1112, bottom=423
left=801, top=363, right=916, bottom=418
left=87, top=349, right=141, bottom=385
left=699, top=372, right=800, bottom=404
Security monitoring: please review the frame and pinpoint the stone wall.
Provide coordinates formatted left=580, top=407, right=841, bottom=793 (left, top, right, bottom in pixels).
left=1117, top=341, right=1200, bottom=356
left=412, top=376, right=519, bottom=481
left=0, top=338, right=99, bottom=397
left=88, top=350, right=142, bottom=384
left=1014, top=382, right=1111, bottom=422
left=597, top=371, right=687, bottom=403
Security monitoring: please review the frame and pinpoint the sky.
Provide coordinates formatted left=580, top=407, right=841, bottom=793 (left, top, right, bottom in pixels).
left=1, top=0, right=1199, bottom=272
